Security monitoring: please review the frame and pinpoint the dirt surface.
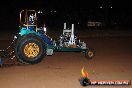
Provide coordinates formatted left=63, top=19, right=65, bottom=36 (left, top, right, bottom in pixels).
left=0, top=37, right=132, bottom=88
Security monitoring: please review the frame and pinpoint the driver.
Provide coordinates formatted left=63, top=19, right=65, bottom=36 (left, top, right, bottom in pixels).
left=29, top=14, right=35, bottom=24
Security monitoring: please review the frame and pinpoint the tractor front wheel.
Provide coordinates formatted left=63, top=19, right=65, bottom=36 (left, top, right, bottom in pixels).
left=15, top=34, right=46, bottom=64
left=84, top=48, right=95, bottom=59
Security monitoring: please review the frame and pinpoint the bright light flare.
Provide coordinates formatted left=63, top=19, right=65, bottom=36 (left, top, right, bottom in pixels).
left=81, top=67, right=89, bottom=78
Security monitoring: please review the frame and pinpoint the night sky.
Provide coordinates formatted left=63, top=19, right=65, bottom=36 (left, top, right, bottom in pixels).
left=0, top=0, right=132, bottom=31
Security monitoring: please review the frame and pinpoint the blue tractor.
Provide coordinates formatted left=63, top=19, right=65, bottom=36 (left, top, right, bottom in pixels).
left=13, top=10, right=95, bottom=64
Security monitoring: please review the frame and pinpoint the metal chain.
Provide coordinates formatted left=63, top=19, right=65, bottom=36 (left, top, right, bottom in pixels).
left=0, top=35, right=19, bottom=67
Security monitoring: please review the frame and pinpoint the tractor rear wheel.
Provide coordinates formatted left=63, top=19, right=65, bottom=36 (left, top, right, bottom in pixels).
left=15, top=34, right=46, bottom=64
left=85, top=48, right=95, bottom=59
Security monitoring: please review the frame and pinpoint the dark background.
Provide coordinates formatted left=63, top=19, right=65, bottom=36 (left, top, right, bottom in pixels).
left=0, top=0, right=132, bottom=32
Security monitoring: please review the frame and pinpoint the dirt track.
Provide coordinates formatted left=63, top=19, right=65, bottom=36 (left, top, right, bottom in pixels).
left=0, top=37, right=132, bottom=88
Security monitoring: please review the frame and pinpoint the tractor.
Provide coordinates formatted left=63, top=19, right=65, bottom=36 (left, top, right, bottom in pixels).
left=0, top=10, right=95, bottom=65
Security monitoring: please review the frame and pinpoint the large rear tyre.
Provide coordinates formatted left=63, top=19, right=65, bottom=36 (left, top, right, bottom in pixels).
left=15, top=34, right=46, bottom=64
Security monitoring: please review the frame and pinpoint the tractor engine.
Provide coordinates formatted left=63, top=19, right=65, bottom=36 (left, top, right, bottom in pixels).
left=59, top=23, right=80, bottom=48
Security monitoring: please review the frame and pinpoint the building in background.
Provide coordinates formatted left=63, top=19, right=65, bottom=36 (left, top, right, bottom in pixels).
left=87, top=21, right=102, bottom=27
